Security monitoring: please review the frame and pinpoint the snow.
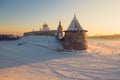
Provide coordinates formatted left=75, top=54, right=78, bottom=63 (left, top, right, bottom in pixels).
left=88, top=39, right=120, bottom=55
left=18, top=36, right=63, bottom=50
left=67, top=15, right=83, bottom=31
left=58, top=33, right=63, bottom=39
left=0, top=36, right=120, bottom=80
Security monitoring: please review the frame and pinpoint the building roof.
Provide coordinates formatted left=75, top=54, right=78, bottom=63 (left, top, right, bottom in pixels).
left=58, top=21, right=62, bottom=29
left=43, top=23, right=48, bottom=26
left=42, top=23, right=49, bottom=31
left=66, top=14, right=87, bottom=32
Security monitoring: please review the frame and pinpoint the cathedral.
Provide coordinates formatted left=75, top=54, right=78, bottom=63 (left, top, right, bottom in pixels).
left=24, top=15, right=88, bottom=50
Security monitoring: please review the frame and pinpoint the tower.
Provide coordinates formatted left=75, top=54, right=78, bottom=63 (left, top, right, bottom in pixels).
left=62, top=15, right=88, bottom=50
left=57, top=21, right=63, bottom=39
left=42, top=23, right=49, bottom=31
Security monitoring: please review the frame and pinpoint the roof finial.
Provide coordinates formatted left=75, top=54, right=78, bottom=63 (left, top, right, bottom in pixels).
left=59, top=21, right=61, bottom=25
left=74, top=13, right=76, bottom=18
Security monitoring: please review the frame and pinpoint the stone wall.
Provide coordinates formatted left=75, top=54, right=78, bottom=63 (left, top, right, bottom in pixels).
left=24, top=30, right=57, bottom=36
left=61, top=31, right=88, bottom=50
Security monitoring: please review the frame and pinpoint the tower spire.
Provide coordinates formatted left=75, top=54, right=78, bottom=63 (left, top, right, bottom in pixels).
left=67, top=14, right=84, bottom=31
left=57, top=21, right=63, bottom=39
left=59, top=21, right=61, bottom=25
left=74, top=13, right=76, bottom=18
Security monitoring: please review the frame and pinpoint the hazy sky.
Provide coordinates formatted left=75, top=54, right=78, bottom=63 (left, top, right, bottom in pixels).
left=0, top=0, right=120, bottom=36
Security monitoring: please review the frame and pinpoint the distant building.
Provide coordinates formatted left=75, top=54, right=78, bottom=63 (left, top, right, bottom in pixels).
left=42, top=23, right=49, bottom=31
left=24, top=14, right=88, bottom=50
left=24, top=23, right=56, bottom=36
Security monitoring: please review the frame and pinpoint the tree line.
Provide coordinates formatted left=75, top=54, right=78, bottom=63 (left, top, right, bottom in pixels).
left=0, top=34, right=21, bottom=41
left=88, top=34, right=120, bottom=39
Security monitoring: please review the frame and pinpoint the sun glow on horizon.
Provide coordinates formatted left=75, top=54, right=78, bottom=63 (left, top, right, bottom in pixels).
left=0, top=0, right=120, bottom=36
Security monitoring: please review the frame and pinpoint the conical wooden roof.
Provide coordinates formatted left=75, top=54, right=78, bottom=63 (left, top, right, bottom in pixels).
left=66, top=15, right=87, bottom=31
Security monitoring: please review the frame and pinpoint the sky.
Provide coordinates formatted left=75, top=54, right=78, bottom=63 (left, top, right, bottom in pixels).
left=0, top=0, right=120, bottom=36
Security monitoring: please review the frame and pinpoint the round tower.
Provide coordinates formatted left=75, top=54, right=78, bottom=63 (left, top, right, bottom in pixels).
left=62, top=15, right=88, bottom=50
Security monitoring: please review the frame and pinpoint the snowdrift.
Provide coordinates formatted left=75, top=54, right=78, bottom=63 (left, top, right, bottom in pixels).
left=88, top=39, right=120, bottom=55
left=19, top=36, right=63, bottom=50
left=0, top=36, right=120, bottom=80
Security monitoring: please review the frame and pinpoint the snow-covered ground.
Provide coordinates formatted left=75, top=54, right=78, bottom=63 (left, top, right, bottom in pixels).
left=0, top=36, right=120, bottom=80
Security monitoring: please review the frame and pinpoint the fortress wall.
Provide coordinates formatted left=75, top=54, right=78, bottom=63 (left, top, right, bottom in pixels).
left=24, top=30, right=57, bottom=36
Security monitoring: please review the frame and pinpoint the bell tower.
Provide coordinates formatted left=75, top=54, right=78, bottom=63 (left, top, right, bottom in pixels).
left=57, top=21, right=63, bottom=39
